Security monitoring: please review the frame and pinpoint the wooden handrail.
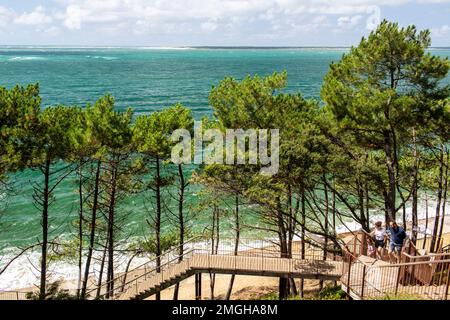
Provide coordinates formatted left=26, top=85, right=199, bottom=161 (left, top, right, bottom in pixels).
left=96, top=249, right=197, bottom=299
left=402, top=251, right=450, bottom=259
left=374, top=259, right=450, bottom=268
left=122, top=250, right=195, bottom=291
left=85, top=236, right=203, bottom=296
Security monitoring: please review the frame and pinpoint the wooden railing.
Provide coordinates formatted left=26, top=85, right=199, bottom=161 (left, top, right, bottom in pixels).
left=340, top=246, right=450, bottom=299
left=0, top=291, right=28, bottom=300
left=340, top=231, right=450, bottom=300
left=93, top=237, right=344, bottom=300
left=85, top=236, right=203, bottom=298
left=371, top=259, right=447, bottom=299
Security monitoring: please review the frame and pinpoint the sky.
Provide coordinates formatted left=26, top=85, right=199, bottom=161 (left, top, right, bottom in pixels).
left=0, top=0, right=449, bottom=47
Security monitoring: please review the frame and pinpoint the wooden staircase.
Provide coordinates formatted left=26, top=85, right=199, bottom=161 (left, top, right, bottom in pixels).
left=87, top=234, right=450, bottom=300
left=119, top=258, right=195, bottom=300
left=340, top=233, right=450, bottom=300
left=88, top=238, right=344, bottom=300
left=115, top=252, right=343, bottom=300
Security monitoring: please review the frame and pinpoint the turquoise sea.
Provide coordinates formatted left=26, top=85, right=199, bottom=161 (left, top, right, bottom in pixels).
left=1, top=47, right=450, bottom=253
left=0, top=47, right=352, bottom=116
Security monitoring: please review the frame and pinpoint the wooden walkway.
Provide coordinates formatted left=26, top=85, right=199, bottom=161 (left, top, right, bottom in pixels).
left=341, top=255, right=450, bottom=300
left=111, top=252, right=343, bottom=300
left=90, top=235, right=450, bottom=300
left=340, top=231, right=450, bottom=300
left=3, top=235, right=449, bottom=300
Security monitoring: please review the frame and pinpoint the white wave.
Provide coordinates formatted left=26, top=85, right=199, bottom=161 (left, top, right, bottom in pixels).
left=0, top=247, right=152, bottom=292
left=135, top=46, right=194, bottom=50
left=85, top=55, right=118, bottom=60
left=8, top=56, right=45, bottom=62
left=335, top=200, right=450, bottom=234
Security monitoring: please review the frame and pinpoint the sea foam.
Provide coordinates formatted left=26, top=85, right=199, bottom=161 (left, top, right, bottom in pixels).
left=8, top=57, right=46, bottom=62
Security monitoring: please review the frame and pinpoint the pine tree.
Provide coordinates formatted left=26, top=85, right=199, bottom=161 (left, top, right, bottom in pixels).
left=322, top=20, right=450, bottom=223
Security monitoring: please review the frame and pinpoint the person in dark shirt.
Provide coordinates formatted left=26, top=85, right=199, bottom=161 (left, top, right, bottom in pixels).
left=387, top=221, right=407, bottom=263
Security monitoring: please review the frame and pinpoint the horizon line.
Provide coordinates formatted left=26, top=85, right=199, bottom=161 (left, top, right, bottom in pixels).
left=1, top=45, right=450, bottom=49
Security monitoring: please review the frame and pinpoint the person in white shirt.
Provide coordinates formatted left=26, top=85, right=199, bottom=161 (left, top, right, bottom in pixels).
left=371, top=221, right=387, bottom=260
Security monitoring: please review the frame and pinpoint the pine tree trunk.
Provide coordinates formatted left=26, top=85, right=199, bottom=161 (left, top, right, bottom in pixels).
left=384, top=132, right=396, bottom=222
left=430, top=146, right=444, bottom=253
left=81, top=160, right=101, bottom=299
left=209, top=205, right=220, bottom=300
left=77, top=161, right=84, bottom=298
left=276, top=197, right=289, bottom=300
left=155, top=156, right=162, bottom=301
left=173, top=164, right=185, bottom=301
left=437, top=147, right=448, bottom=251
left=286, top=184, right=296, bottom=295
left=106, top=158, right=118, bottom=298
left=300, top=184, right=306, bottom=298
left=320, top=176, right=329, bottom=291
left=423, top=194, right=429, bottom=250
left=411, top=129, right=419, bottom=244
left=39, top=159, right=51, bottom=300
left=96, top=239, right=108, bottom=298
left=365, top=183, right=370, bottom=228
left=225, top=194, right=240, bottom=300
left=121, top=251, right=140, bottom=292
left=332, top=184, right=337, bottom=286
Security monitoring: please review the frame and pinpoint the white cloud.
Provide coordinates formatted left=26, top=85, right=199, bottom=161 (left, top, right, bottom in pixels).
left=0, top=0, right=449, bottom=44
left=417, top=0, right=450, bottom=3
left=63, top=5, right=82, bottom=30
left=431, top=25, right=450, bottom=38
left=0, top=6, right=15, bottom=28
left=337, top=15, right=363, bottom=28
left=0, top=1, right=420, bottom=35
left=14, top=6, right=53, bottom=26
left=43, top=26, right=62, bottom=37
left=365, top=5, right=381, bottom=30
left=201, top=21, right=219, bottom=32
left=51, top=0, right=398, bottom=32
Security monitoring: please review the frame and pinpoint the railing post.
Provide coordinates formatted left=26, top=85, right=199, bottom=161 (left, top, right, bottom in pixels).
left=346, top=257, right=352, bottom=297
left=195, top=273, right=202, bottom=300
left=135, top=277, right=138, bottom=295
left=195, top=273, right=197, bottom=299
left=288, top=256, right=291, bottom=275
left=361, top=265, right=367, bottom=299
left=445, top=264, right=450, bottom=300
left=261, top=241, right=264, bottom=270
left=395, top=265, right=402, bottom=296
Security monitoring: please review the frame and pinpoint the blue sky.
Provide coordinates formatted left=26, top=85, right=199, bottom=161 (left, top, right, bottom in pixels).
left=0, top=0, right=449, bottom=46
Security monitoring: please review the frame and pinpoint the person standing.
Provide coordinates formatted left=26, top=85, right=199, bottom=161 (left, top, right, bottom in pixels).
left=371, top=221, right=387, bottom=260
left=387, top=221, right=407, bottom=263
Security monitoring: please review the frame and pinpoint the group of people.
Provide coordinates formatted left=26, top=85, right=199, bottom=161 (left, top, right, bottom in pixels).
left=367, top=221, right=408, bottom=263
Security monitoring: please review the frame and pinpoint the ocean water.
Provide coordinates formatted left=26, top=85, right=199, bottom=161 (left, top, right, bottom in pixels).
left=0, top=47, right=450, bottom=289
left=0, top=47, right=351, bottom=249
left=0, top=47, right=350, bottom=117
